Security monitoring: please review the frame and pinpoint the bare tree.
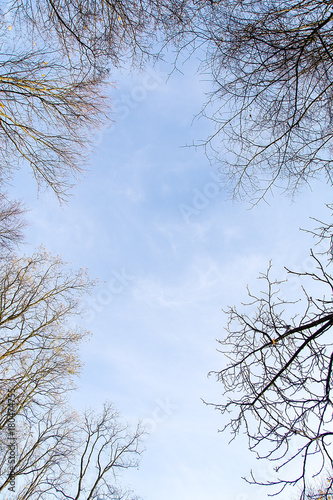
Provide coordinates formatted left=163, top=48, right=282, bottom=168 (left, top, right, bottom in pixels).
left=0, top=248, right=91, bottom=493
left=0, top=41, right=110, bottom=201
left=0, top=192, right=25, bottom=253
left=189, top=0, right=333, bottom=201
left=0, top=248, right=94, bottom=426
left=7, top=1, right=333, bottom=202
left=0, top=250, right=144, bottom=498
left=207, top=221, right=333, bottom=499
left=0, top=405, right=80, bottom=495
left=9, top=0, right=172, bottom=70
left=0, top=402, right=144, bottom=500
left=0, top=0, right=212, bottom=201
left=32, top=402, right=144, bottom=500
left=301, top=204, right=333, bottom=263
left=305, top=472, right=333, bottom=499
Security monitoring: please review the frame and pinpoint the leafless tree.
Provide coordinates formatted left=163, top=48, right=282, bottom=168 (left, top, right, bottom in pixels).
left=0, top=401, right=144, bottom=499
left=7, top=1, right=333, bottom=202
left=0, top=248, right=94, bottom=426
left=301, top=204, right=333, bottom=263
left=305, top=472, right=333, bottom=499
left=207, top=220, right=333, bottom=499
left=8, top=0, right=190, bottom=70
left=0, top=41, right=110, bottom=201
left=0, top=250, right=144, bottom=498
left=31, top=402, right=144, bottom=500
left=0, top=248, right=91, bottom=493
left=0, top=192, right=25, bottom=253
left=0, top=405, right=80, bottom=495
left=189, top=0, right=333, bottom=201
left=0, top=0, right=205, bottom=200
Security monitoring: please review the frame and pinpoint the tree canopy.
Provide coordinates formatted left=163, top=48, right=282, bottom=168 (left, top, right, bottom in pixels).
left=208, top=213, right=333, bottom=499
left=0, top=250, right=144, bottom=499
left=0, top=0, right=202, bottom=200
left=4, top=1, right=333, bottom=202
left=3, top=0, right=333, bottom=498
left=189, top=0, right=333, bottom=200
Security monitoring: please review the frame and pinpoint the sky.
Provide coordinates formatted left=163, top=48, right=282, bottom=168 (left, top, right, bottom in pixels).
left=7, top=52, right=333, bottom=500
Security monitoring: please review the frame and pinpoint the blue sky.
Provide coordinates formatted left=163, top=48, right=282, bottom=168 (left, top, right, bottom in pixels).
left=7, top=54, right=333, bottom=500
